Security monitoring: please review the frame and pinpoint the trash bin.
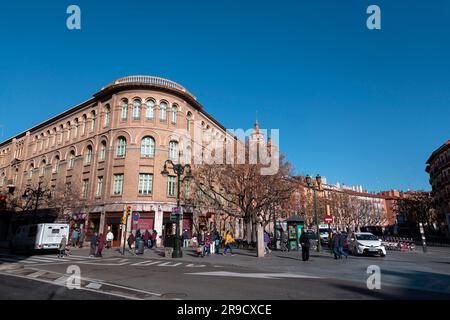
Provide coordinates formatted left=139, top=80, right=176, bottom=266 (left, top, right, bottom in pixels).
left=137, top=239, right=144, bottom=254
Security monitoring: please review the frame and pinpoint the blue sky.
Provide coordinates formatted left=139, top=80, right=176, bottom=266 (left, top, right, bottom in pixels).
left=0, top=0, right=449, bottom=192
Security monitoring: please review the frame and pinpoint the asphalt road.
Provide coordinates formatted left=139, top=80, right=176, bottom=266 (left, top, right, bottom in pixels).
left=1, top=246, right=450, bottom=300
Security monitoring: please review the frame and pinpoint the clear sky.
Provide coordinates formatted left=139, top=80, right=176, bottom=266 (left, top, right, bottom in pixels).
left=0, top=0, right=449, bottom=192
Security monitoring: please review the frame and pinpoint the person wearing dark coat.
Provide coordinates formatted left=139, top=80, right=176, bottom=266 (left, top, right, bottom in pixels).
left=89, top=232, right=98, bottom=257
left=96, top=233, right=105, bottom=257
left=299, top=231, right=310, bottom=261
left=127, top=233, right=135, bottom=252
left=338, top=232, right=348, bottom=259
left=331, top=231, right=341, bottom=259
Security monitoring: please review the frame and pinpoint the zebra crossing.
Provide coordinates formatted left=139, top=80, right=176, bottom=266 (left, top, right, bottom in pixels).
left=0, top=253, right=207, bottom=268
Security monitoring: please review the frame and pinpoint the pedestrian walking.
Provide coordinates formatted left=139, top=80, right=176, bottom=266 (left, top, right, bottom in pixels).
left=96, top=233, right=105, bottom=257
left=127, top=232, right=135, bottom=254
left=264, top=231, right=271, bottom=254
left=89, top=232, right=98, bottom=258
left=210, top=230, right=216, bottom=254
left=71, top=228, right=79, bottom=247
left=182, top=230, right=189, bottom=248
left=338, top=231, right=348, bottom=259
left=79, top=228, right=85, bottom=248
left=143, top=229, right=150, bottom=248
left=299, top=231, right=310, bottom=261
left=58, top=235, right=68, bottom=258
left=106, top=230, right=114, bottom=249
left=151, top=230, right=157, bottom=248
left=214, top=230, right=221, bottom=254
left=222, top=231, right=235, bottom=256
left=204, top=232, right=212, bottom=256
left=331, top=231, right=341, bottom=259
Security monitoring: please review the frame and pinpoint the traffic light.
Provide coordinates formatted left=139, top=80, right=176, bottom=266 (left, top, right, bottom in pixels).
left=121, top=206, right=132, bottom=225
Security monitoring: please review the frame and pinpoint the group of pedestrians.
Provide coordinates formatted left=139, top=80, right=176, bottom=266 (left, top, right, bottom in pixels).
left=89, top=232, right=105, bottom=257
left=127, top=229, right=158, bottom=254
left=331, top=231, right=348, bottom=259
left=70, top=227, right=85, bottom=248
left=193, top=229, right=236, bottom=257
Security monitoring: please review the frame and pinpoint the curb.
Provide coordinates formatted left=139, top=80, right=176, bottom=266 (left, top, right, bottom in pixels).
left=0, top=263, right=24, bottom=271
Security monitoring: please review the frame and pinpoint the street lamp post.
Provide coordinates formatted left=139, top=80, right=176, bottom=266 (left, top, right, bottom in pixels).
left=305, top=174, right=322, bottom=252
left=161, top=157, right=193, bottom=258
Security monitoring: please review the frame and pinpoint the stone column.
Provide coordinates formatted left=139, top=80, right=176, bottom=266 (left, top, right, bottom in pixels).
left=257, top=223, right=265, bottom=258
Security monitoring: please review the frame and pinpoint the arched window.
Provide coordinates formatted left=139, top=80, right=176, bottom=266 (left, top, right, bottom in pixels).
left=40, top=133, right=44, bottom=150
left=159, top=101, right=167, bottom=121
left=141, top=136, right=155, bottom=157
left=146, top=100, right=154, bottom=119
left=120, top=99, right=128, bottom=120
left=116, top=137, right=127, bottom=157
left=81, top=115, right=87, bottom=135
left=52, top=128, right=57, bottom=146
left=66, top=122, right=71, bottom=141
left=28, top=163, right=34, bottom=179
left=68, top=151, right=75, bottom=169
left=39, top=160, right=46, bottom=176
left=90, top=111, right=96, bottom=132
left=100, top=141, right=107, bottom=161
left=171, top=104, right=178, bottom=124
left=53, top=155, right=60, bottom=173
left=85, top=146, right=93, bottom=165
left=104, top=105, right=111, bottom=127
left=74, top=119, right=79, bottom=138
left=186, top=112, right=191, bottom=131
left=46, top=130, right=51, bottom=148
left=132, top=99, right=141, bottom=120
left=184, top=145, right=192, bottom=164
left=168, top=141, right=178, bottom=159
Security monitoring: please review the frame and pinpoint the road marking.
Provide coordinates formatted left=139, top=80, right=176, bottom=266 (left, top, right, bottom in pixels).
left=157, top=262, right=182, bottom=267
left=186, top=271, right=321, bottom=279
left=27, top=270, right=48, bottom=278
left=186, top=264, right=206, bottom=268
left=86, top=282, right=102, bottom=289
left=53, top=275, right=70, bottom=285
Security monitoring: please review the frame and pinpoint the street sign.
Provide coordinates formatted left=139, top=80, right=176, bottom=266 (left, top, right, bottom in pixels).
left=170, top=214, right=178, bottom=222
left=172, top=207, right=182, bottom=215
left=324, top=215, right=333, bottom=224
left=133, top=212, right=140, bottom=221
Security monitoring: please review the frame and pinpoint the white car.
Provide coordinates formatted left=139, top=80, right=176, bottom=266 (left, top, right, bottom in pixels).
left=348, top=232, right=386, bottom=257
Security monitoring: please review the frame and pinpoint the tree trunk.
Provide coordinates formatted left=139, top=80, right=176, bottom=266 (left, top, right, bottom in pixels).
left=245, top=219, right=252, bottom=244
left=256, top=223, right=265, bottom=257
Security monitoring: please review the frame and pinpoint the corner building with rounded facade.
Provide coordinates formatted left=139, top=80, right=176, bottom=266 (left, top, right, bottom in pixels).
left=0, top=76, right=234, bottom=246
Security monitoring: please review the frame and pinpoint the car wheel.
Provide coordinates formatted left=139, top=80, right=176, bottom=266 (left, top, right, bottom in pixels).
left=380, top=252, right=386, bottom=257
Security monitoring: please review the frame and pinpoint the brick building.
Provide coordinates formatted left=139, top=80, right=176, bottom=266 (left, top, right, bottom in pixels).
left=0, top=75, right=237, bottom=246
left=426, top=140, right=450, bottom=236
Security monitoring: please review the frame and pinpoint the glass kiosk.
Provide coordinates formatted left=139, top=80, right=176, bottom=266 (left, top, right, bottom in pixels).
left=286, top=215, right=305, bottom=251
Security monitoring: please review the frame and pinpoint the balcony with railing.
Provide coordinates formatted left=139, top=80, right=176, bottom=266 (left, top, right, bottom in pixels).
left=102, top=75, right=197, bottom=102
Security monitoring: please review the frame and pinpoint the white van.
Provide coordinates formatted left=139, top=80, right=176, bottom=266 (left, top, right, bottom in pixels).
left=11, top=223, right=70, bottom=252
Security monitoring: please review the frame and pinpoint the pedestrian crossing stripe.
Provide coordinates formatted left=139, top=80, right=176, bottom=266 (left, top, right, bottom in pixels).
left=157, top=262, right=182, bottom=267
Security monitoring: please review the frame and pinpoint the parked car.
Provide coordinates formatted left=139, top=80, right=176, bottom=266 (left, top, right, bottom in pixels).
left=347, top=232, right=386, bottom=257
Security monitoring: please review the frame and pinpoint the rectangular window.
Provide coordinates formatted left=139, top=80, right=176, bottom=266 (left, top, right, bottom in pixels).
left=113, top=174, right=124, bottom=195
left=82, top=179, right=89, bottom=199
left=167, top=176, right=176, bottom=196
left=184, top=180, right=189, bottom=198
left=138, top=174, right=153, bottom=195
left=96, top=176, right=103, bottom=196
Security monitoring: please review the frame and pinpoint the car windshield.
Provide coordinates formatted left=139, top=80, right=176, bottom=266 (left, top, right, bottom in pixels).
left=356, top=234, right=379, bottom=241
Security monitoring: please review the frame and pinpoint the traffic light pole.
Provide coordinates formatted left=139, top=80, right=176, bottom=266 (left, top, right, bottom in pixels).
left=122, top=213, right=128, bottom=255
